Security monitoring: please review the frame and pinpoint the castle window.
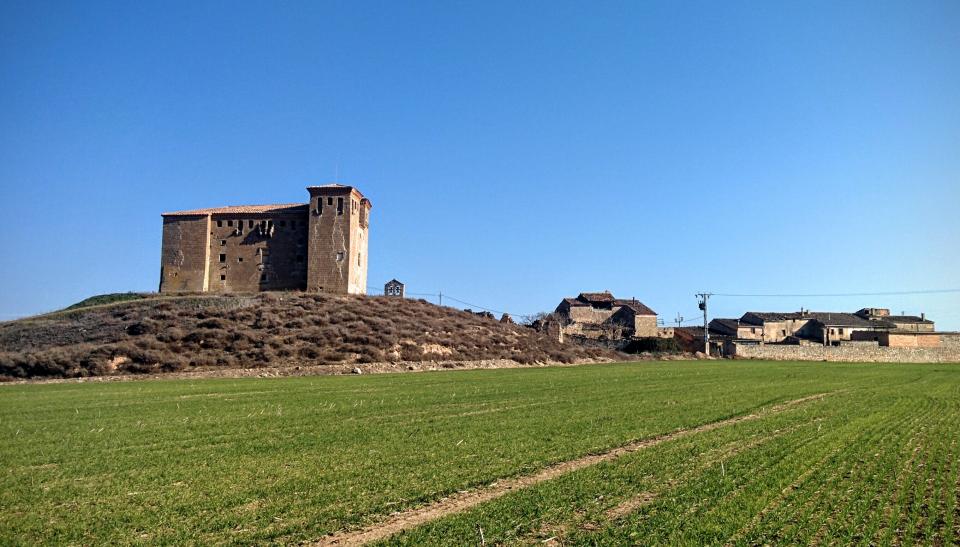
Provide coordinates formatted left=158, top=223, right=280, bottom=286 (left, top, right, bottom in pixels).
left=227, top=220, right=233, bottom=227
left=220, top=274, right=226, bottom=281
left=336, top=251, right=345, bottom=262
left=220, top=240, right=226, bottom=246
left=260, top=273, right=268, bottom=283
left=327, top=197, right=333, bottom=205
left=238, top=257, right=243, bottom=263
left=337, top=197, right=344, bottom=215
left=217, top=220, right=223, bottom=227
left=317, top=198, right=323, bottom=215
left=839, top=328, right=844, bottom=335
left=219, top=254, right=226, bottom=263
left=248, top=220, right=254, bottom=229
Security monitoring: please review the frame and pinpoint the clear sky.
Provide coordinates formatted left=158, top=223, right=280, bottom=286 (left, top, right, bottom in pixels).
left=2, top=1, right=958, bottom=328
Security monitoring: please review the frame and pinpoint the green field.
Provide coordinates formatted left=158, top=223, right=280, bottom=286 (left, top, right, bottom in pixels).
left=2, top=361, right=958, bottom=545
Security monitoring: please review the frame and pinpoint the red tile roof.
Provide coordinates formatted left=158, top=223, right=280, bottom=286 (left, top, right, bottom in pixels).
left=162, top=203, right=308, bottom=217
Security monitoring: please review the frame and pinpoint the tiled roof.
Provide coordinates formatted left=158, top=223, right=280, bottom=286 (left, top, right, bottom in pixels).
left=741, top=312, right=802, bottom=323
left=162, top=203, right=308, bottom=217
left=577, top=291, right=615, bottom=304
left=884, top=315, right=934, bottom=324
left=742, top=311, right=877, bottom=328
left=710, top=318, right=741, bottom=330
left=806, top=312, right=877, bottom=327
left=613, top=299, right=657, bottom=316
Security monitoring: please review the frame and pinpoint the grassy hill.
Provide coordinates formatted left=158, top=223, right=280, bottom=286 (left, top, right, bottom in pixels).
left=0, top=293, right=614, bottom=379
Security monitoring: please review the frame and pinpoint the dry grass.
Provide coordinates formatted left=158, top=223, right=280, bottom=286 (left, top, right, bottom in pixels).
left=0, top=293, right=614, bottom=379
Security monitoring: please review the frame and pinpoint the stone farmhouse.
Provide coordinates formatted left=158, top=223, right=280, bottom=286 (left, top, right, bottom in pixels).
left=554, top=291, right=663, bottom=339
left=709, top=307, right=940, bottom=348
left=160, top=184, right=371, bottom=294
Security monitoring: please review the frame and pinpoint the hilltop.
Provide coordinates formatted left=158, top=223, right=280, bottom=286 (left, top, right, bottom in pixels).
left=0, top=293, right=615, bottom=380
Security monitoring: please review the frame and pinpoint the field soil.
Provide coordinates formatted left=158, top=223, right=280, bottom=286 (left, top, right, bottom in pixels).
left=0, top=292, right=616, bottom=379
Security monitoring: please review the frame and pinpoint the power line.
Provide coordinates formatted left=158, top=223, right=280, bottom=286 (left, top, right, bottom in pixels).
left=367, top=282, right=537, bottom=320
left=712, top=288, right=960, bottom=298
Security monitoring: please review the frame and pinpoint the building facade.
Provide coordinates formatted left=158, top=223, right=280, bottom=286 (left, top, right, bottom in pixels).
left=159, top=184, right=371, bottom=294
left=384, top=279, right=405, bottom=297
left=708, top=307, right=941, bottom=350
left=554, top=291, right=659, bottom=339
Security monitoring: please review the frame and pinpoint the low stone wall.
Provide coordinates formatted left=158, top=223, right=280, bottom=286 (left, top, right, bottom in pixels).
left=731, top=342, right=960, bottom=363
left=941, top=333, right=960, bottom=348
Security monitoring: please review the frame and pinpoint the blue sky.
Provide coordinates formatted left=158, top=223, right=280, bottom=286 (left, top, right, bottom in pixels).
left=1, top=1, right=958, bottom=328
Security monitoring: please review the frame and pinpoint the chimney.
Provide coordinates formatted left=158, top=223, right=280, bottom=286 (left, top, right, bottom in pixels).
left=921, top=312, right=926, bottom=321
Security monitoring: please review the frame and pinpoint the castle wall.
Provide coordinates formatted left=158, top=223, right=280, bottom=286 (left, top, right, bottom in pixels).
left=346, top=196, right=370, bottom=294
left=159, top=215, right=210, bottom=292
left=207, top=213, right=308, bottom=292
left=306, top=187, right=368, bottom=294
left=162, top=185, right=370, bottom=295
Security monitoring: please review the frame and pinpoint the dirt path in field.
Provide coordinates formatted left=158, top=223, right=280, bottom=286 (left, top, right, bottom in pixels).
left=313, top=392, right=833, bottom=546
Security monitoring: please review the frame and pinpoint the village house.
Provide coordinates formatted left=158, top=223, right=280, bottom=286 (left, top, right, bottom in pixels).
left=554, top=291, right=661, bottom=339
left=708, top=307, right=942, bottom=348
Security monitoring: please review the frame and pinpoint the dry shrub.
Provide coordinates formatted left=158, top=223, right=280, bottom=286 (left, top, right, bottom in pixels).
left=0, top=292, right=616, bottom=378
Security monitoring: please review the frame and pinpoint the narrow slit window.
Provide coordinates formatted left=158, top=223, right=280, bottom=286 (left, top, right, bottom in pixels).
left=337, top=197, right=344, bottom=215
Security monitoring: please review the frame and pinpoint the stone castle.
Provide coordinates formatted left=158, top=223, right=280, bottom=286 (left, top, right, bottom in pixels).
left=160, top=184, right=371, bottom=294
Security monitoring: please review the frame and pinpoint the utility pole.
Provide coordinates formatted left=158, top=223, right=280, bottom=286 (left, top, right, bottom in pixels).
left=696, top=293, right=712, bottom=354
left=674, top=313, right=684, bottom=328
left=438, top=291, right=443, bottom=306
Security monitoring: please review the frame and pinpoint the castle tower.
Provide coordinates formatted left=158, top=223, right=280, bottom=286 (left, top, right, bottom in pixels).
left=306, top=184, right=372, bottom=294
